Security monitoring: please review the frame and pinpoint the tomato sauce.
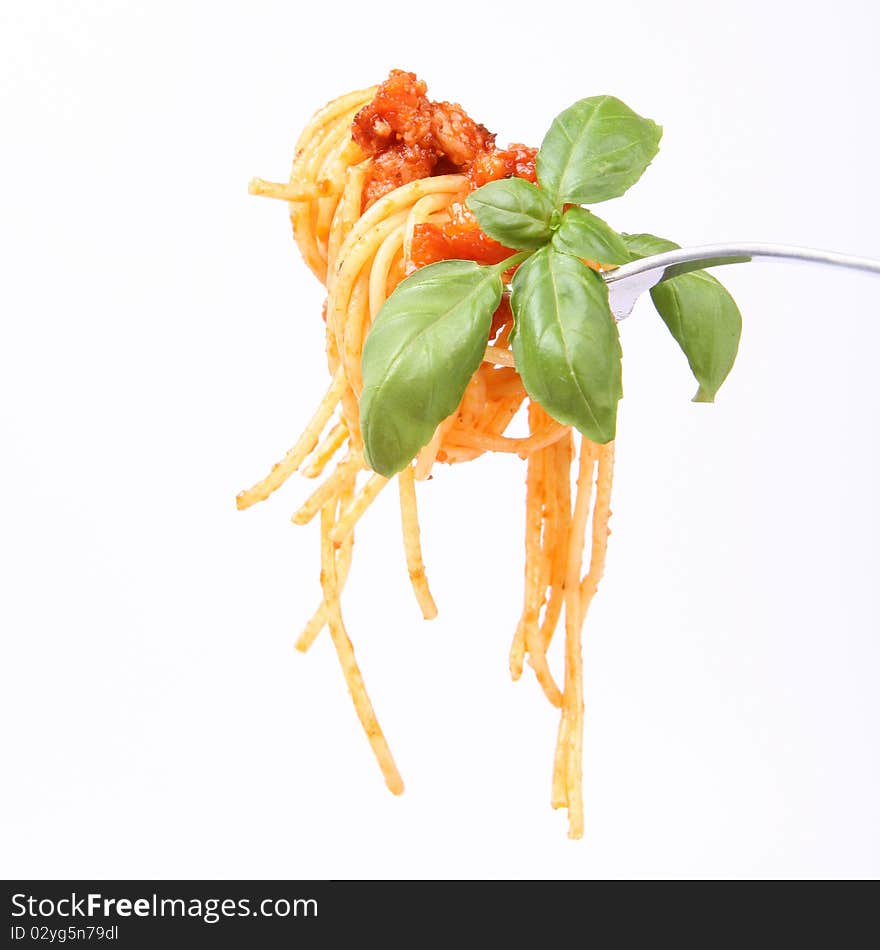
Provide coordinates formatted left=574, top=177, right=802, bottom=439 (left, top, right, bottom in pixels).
left=352, top=69, right=538, bottom=228
left=352, top=69, right=495, bottom=209
left=352, top=71, right=541, bottom=324
left=410, top=203, right=515, bottom=268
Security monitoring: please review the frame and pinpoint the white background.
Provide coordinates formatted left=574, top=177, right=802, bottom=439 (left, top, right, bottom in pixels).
left=2, top=0, right=878, bottom=880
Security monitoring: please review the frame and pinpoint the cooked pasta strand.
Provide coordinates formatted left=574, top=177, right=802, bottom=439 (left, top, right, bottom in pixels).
left=236, top=367, right=347, bottom=510
left=556, top=437, right=597, bottom=838
left=248, top=177, right=340, bottom=201
left=320, top=501, right=404, bottom=794
left=580, top=442, right=615, bottom=618
left=511, top=408, right=544, bottom=680
left=444, top=423, right=568, bottom=458
left=398, top=466, right=438, bottom=620
left=295, top=603, right=327, bottom=653
left=291, top=452, right=363, bottom=525
left=295, top=465, right=358, bottom=653
left=302, top=420, right=348, bottom=479
left=329, top=473, right=389, bottom=545
left=538, top=434, right=572, bottom=652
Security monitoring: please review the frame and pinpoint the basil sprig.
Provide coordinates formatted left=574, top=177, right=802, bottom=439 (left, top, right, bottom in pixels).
left=360, top=93, right=744, bottom=476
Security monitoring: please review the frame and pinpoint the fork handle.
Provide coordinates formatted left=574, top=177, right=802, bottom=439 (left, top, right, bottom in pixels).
left=604, top=242, right=880, bottom=320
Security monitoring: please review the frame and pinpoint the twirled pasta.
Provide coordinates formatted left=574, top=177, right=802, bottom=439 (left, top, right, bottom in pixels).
left=239, top=76, right=614, bottom=838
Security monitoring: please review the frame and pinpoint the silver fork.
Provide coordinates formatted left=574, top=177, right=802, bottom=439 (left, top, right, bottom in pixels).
left=604, top=243, right=880, bottom=322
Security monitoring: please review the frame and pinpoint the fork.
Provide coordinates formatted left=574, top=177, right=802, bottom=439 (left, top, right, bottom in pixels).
left=604, top=243, right=880, bottom=322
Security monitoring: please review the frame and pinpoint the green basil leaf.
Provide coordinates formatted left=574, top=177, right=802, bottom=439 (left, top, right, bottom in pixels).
left=465, top=178, right=555, bottom=250
left=536, top=96, right=662, bottom=206
left=360, top=260, right=502, bottom=476
left=510, top=246, right=622, bottom=443
left=552, top=206, right=630, bottom=265
left=622, top=233, right=742, bottom=402
left=621, top=232, right=679, bottom=258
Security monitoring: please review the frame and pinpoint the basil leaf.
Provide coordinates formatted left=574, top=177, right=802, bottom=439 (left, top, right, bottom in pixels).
left=537, top=96, right=662, bottom=206
left=511, top=247, right=622, bottom=443
left=621, top=232, right=680, bottom=258
left=360, top=260, right=502, bottom=476
left=465, top=178, right=555, bottom=250
left=552, top=206, right=630, bottom=265
left=623, top=233, right=742, bottom=402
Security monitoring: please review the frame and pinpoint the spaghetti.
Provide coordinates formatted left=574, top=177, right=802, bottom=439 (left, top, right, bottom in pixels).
left=240, top=71, right=616, bottom=838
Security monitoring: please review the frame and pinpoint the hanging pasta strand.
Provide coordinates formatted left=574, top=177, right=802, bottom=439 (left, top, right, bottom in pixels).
left=397, top=465, right=438, bottom=620
left=538, top=433, right=573, bottom=654
left=320, top=500, right=404, bottom=795
left=236, top=368, right=348, bottom=510
left=295, top=466, right=358, bottom=653
left=302, top=420, right=348, bottom=479
left=511, top=404, right=564, bottom=707
left=556, top=437, right=599, bottom=838
left=580, top=442, right=616, bottom=619
left=510, top=409, right=545, bottom=680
